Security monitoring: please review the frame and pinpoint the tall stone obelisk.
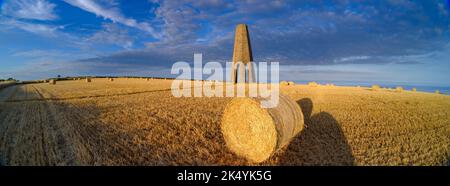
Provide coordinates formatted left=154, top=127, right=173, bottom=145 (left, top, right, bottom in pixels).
left=231, top=24, right=253, bottom=84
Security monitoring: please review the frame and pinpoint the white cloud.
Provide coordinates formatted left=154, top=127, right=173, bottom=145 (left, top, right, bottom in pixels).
left=334, top=56, right=371, bottom=63
left=86, top=23, right=134, bottom=49
left=0, top=18, right=60, bottom=37
left=63, top=0, right=160, bottom=38
left=0, top=0, right=61, bottom=37
left=1, top=0, right=58, bottom=21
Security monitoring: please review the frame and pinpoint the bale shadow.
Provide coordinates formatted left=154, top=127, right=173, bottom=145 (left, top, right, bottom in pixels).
left=277, top=98, right=355, bottom=165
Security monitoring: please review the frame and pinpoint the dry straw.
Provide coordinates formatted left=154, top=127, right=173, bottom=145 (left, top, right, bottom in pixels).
left=288, top=81, right=295, bottom=85
left=371, top=84, right=380, bottom=91
left=396, top=86, right=404, bottom=92
left=49, top=79, right=56, bottom=85
left=280, top=81, right=289, bottom=86
left=86, top=78, right=91, bottom=83
left=412, top=88, right=417, bottom=92
left=308, top=81, right=318, bottom=87
left=221, top=94, right=304, bottom=163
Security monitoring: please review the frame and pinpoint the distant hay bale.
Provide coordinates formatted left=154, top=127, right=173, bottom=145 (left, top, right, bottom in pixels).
left=288, top=81, right=295, bottom=85
left=221, top=94, right=304, bottom=163
left=396, top=86, right=404, bottom=92
left=371, top=84, right=380, bottom=91
left=109, top=78, right=114, bottom=82
left=86, top=78, right=91, bottom=83
left=280, top=81, right=289, bottom=86
left=435, top=90, right=440, bottom=94
left=412, top=88, right=417, bottom=92
left=49, top=79, right=56, bottom=85
left=308, top=81, right=318, bottom=87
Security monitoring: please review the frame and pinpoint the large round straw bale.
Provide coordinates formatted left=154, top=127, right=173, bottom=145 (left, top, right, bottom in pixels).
left=288, top=81, right=295, bottom=85
left=412, top=88, right=417, bottom=92
left=396, top=86, right=403, bottom=92
left=49, top=79, right=56, bottom=85
left=109, top=78, right=114, bottom=82
left=280, top=81, right=288, bottom=86
left=371, top=84, right=380, bottom=91
left=221, top=94, right=304, bottom=163
left=86, top=78, right=91, bottom=83
left=308, top=81, right=318, bottom=87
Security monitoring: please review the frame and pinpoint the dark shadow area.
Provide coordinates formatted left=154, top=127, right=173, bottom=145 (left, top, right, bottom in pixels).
left=298, top=98, right=313, bottom=124
left=277, top=98, right=355, bottom=165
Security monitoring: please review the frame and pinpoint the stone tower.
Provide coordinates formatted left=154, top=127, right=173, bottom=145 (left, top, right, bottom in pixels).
left=231, top=24, right=253, bottom=84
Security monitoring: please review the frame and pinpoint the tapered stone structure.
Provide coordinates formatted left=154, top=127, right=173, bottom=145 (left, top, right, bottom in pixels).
left=231, top=24, right=254, bottom=83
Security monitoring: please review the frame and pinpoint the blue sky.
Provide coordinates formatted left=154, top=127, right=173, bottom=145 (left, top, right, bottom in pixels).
left=0, top=0, right=449, bottom=86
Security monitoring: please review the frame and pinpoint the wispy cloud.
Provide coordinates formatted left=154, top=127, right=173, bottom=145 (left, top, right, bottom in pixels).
left=0, top=0, right=61, bottom=37
left=0, top=18, right=61, bottom=37
left=63, top=0, right=160, bottom=38
left=1, top=0, right=58, bottom=21
left=86, top=23, right=134, bottom=49
left=334, top=56, right=372, bottom=63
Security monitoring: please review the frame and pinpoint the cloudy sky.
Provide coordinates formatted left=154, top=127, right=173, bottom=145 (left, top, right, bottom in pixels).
left=0, top=0, right=449, bottom=86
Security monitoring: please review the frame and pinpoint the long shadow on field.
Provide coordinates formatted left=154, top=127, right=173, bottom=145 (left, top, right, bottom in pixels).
left=277, top=98, right=355, bottom=165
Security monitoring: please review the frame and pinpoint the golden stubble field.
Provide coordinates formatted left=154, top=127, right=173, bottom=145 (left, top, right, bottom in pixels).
left=0, top=78, right=449, bottom=165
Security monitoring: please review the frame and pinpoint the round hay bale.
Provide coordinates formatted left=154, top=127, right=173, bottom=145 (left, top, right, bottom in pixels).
left=435, top=90, right=440, bottom=94
left=221, top=94, right=304, bottom=163
left=371, top=84, right=380, bottom=91
left=86, top=78, right=91, bottom=83
left=396, top=86, right=403, bottom=92
left=280, top=81, right=288, bottom=86
left=109, top=78, right=114, bottom=82
left=412, top=88, right=417, bottom=92
left=308, top=81, right=318, bottom=87
left=288, top=81, right=295, bottom=85
left=49, top=79, right=56, bottom=85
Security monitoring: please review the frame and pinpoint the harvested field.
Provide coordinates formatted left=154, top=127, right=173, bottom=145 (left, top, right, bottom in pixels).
left=0, top=78, right=449, bottom=165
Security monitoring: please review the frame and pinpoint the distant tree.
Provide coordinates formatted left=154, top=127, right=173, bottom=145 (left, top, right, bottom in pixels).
left=57, top=75, right=61, bottom=78
left=7, top=78, right=15, bottom=81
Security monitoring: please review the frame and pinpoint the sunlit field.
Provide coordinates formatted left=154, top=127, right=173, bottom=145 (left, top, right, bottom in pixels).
left=0, top=78, right=448, bottom=165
